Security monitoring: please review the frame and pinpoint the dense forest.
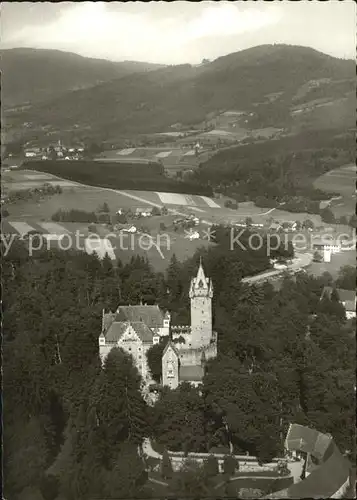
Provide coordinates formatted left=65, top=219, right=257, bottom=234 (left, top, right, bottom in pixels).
left=194, top=129, right=354, bottom=212
left=3, top=225, right=355, bottom=499
left=23, top=160, right=213, bottom=196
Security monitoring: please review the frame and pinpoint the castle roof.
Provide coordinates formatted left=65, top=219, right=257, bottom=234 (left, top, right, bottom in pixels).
left=105, top=321, right=154, bottom=343
left=115, top=305, right=165, bottom=328
left=102, top=311, right=116, bottom=333
left=162, top=340, right=179, bottom=357
left=180, top=365, right=205, bottom=382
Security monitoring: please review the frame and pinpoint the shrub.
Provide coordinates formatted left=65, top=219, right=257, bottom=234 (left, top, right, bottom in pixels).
left=152, top=206, right=161, bottom=216
left=223, top=455, right=237, bottom=476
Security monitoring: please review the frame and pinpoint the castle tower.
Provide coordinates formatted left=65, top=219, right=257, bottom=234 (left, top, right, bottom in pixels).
left=189, top=259, right=213, bottom=347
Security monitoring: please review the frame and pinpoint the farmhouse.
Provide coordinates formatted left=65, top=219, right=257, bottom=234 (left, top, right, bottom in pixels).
left=320, top=287, right=356, bottom=319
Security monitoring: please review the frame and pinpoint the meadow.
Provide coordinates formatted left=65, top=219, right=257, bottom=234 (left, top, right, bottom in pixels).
left=307, top=250, right=355, bottom=279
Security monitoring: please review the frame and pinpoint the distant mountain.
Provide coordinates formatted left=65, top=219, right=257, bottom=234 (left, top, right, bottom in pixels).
left=4, top=45, right=354, bottom=137
left=0, top=48, right=163, bottom=107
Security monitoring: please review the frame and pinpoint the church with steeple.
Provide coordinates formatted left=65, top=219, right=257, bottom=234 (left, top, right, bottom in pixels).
left=98, top=260, right=217, bottom=389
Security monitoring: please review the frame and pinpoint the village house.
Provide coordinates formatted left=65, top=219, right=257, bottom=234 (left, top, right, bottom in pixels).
left=269, top=221, right=283, bottom=232
left=135, top=207, right=153, bottom=217
left=320, top=287, right=356, bottom=319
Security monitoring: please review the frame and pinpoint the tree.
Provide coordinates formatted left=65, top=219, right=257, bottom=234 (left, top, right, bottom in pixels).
left=97, top=348, right=149, bottom=455
left=161, top=449, right=173, bottom=479
left=245, top=217, right=253, bottom=227
left=320, top=207, right=335, bottom=224
left=103, top=442, right=148, bottom=499
left=312, top=250, right=323, bottom=262
left=166, top=254, right=183, bottom=310
left=203, top=455, right=219, bottom=478
left=151, top=206, right=161, bottom=216
left=99, top=202, right=110, bottom=213
left=146, top=338, right=168, bottom=383
left=318, top=290, right=345, bottom=321
left=302, top=219, right=314, bottom=230
left=349, top=214, right=357, bottom=228
left=338, top=215, right=349, bottom=226
left=40, top=475, right=59, bottom=500
left=152, top=384, right=207, bottom=453
left=336, top=265, right=356, bottom=290
left=223, top=455, right=237, bottom=476
left=168, top=460, right=215, bottom=498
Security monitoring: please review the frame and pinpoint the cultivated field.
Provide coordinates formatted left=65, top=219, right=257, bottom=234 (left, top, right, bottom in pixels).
left=313, top=163, right=356, bottom=218
left=2, top=170, right=328, bottom=226
left=4, top=168, right=353, bottom=273
left=2, top=217, right=213, bottom=272
left=313, top=164, right=356, bottom=197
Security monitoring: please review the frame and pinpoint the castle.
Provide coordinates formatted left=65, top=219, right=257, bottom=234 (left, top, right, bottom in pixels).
left=99, top=260, right=217, bottom=389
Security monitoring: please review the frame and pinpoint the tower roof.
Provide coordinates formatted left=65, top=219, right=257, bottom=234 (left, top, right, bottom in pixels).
left=189, top=258, right=213, bottom=297
left=196, top=257, right=207, bottom=284
left=162, top=340, right=179, bottom=357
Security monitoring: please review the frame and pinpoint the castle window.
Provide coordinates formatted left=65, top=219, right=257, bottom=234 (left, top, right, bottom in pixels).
left=168, top=370, right=174, bottom=378
left=138, top=355, right=142, bottom=360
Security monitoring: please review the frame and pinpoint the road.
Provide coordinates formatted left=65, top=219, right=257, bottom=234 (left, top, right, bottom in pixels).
left=242, top=252, right=313, bottom=285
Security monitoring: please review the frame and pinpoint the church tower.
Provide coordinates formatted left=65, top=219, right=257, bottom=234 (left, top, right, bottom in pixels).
left=189, top=259, right=213, bottom=347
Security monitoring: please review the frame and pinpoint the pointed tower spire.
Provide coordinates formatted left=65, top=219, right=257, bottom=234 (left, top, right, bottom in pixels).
left=189, top=259, right=213, bottom=347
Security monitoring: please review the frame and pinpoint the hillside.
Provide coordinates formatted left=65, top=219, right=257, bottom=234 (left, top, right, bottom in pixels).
left=4, top=44, right=355, bottom=138
left=0, top=48, right=163, bottom=108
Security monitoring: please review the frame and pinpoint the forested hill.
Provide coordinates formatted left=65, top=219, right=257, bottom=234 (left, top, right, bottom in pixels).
left=194, top=128, right=355, bottom=214
left=3, top=230, right=355, bottom=499
left=1, top=48, right=163, bottom=107
left=6, top=44, right=354, bottom=135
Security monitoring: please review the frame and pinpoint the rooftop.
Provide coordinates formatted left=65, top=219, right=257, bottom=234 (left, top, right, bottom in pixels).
left=115, top=305, right=165, bottom=328
left=105, top=320, right=154, bottom=343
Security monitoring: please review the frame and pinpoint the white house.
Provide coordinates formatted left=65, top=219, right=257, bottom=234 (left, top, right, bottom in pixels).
left=312, top=237, right=341, bottom=263
left=187, top=230, right=200, bottom=240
